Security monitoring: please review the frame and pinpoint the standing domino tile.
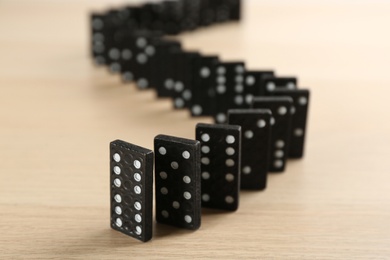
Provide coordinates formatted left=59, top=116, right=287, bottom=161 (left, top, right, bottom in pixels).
left=228, top=109, right=272, bottom=190
left=228, top=0, right=242, bottom=21
left=120, top=32, right=161, bottom=89
left=244, top=70, right=274, bottom=98
left=116, top=30, right=138, bottom=83
left=191, top=55, right=219, bottom=117
left=181, top=0, right=201, bottom=31
left=91, top=13, right=106, bottom=65
left=91, top=10, right=117, bottom=67
left=214, top=62, right=246, bottom=124
left=154, top=135, right=201, bottom=230
left=110, top=140, right=153, bottom=242
left=171, top=51, right=201, bottom=109
left=271, top=89, right=310, bottom=158
left=160, top=0, right=185, bottom=35
left=251, top=97, right=293, bottom=172
left=155, top=42, right=182, bottom=98
left=132, top=33, right=155, bottom=89
left=235, top=70, right=275, bottom=109
left=101, top=9, right=129, bottom=73
left=196, top=123, right=241, bottom=211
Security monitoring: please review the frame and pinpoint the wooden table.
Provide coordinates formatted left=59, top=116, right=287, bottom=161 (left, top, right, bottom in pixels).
left=1, top=1, right=389, bottom=259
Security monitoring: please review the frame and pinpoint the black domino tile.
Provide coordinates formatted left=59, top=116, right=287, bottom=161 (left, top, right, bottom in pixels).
left=243, top=70, right=275, bottom=97
left=90, top=13, right=106, bottom=64
left=154, top=135, right=201, bottom=230
left=228, top=0, right=242, bottom=21
left=214, top=0, right=231, bottom=22
left=199, top=0, right=216, bottom=26
left=146, top=37, right=166, bottom=89
left=228, top=109, right=272, bottom=190
left=196, top=123, right=241, bottom=211
left=214, top=61, right=246, bottom=124
left=102, top=9, right=130, bottom=73
left=270, top=89, right=310, bottom=158
left=161, top=0, right=185, bottom=35
left=116, top=31, right=138, bottom=83
left=190, top=55, right=219, bottom=117
left=171, top=51, right=201, bottom=109
left=110, top=140, right=153, bottom=242
left=181, top=0, right=201, bottom=31
left=154, top=41, right=182, bottom=98
left=233, top=70, right=276, bottom=110
left=252, top=97, right=293, bottom=172
left=91, top=10, right=124, bottom=66
left=104, top=29, right=129, bottom=76
left=138, top=3, right=159, bottom=30
left=131, top=32, right=160, bottom=89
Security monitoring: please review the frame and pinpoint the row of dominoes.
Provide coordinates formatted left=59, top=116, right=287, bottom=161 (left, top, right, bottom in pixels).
left=108, top=127, right=241, bottom=242
left=110, top=106, right=307, bottom=242
left=92, top=0, right=310, bottom=243
left=91, top=0, right=240, bottom=46
left=91, top=0, right=240, bottom=65
left=90, top=1, right=308, bottom=145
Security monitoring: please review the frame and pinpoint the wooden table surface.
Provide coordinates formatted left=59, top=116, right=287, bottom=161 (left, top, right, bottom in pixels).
left=1, top=0, right=390, bottom=259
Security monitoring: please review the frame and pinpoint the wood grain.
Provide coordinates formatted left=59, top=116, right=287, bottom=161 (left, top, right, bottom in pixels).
left=1, top=1, right=390, bottom=259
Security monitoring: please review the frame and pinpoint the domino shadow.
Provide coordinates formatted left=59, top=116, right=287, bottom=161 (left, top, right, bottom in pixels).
left=50, top=228, right=141, bottom=256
